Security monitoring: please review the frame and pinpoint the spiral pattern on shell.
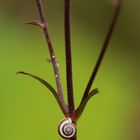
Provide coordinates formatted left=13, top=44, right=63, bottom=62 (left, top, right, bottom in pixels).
left=58, top=118, right=77, bottom=139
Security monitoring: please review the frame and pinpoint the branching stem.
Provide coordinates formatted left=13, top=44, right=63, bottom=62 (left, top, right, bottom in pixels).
left=22, top=1, right=122, bottom=140
left=82, top=0, right=122, bottom=101
left=36, top=0, right=68, bottom=116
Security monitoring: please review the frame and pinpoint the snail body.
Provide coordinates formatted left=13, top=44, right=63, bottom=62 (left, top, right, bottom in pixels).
left=58, top=118, right=77, bottom=139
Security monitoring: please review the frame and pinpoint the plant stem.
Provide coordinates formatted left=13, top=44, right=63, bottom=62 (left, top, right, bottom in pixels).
left=71, top=135, right=77, bottom=140
left=64, top=0, right=75, bottom=115
left=36, top=0, right=68, bottom=115
left=82, top=0, right=122, bottom=100
left=64, top=0, right=76, bottom=139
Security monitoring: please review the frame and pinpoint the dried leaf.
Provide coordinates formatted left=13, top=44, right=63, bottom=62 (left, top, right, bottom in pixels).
left=25, top=20, right=45, bottom=28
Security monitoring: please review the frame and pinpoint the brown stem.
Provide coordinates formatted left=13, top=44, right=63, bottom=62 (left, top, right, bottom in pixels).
left=64, top=0, right=75, bottom=115
left=70, top=122, right=77, bottom=140
left=82, top=0, right=122, bottom=101
left=70, top=135, right=77, bottom=140
left=35, top=0, right=68, bottom=116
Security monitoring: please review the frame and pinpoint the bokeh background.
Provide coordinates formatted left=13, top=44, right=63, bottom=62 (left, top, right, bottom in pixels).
left=0, top=0, right=140, bottom=140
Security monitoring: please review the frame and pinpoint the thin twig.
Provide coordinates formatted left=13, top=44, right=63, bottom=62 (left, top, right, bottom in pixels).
left=82, top=0, right=122, bottom=101
left=64, top=0, right=75, bottom=115
left=25, top=20, right=45, bottom=28
left=36, top=0, right=68, bottom=116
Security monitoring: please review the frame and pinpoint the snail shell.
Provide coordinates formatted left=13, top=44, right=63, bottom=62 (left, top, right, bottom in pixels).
left=58, top=118, right=77, bottom=139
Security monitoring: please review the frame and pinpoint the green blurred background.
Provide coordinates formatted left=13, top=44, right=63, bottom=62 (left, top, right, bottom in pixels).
left=0, top=0, right=140, bottom=140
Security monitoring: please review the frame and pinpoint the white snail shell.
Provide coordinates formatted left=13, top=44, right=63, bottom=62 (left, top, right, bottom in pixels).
left=58, top=118, right=77, bottom=139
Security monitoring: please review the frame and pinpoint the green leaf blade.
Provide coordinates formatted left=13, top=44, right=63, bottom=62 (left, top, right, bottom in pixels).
left=71, top=88, right=99, bottom=122
left=16, top=71, right=58, bottom=99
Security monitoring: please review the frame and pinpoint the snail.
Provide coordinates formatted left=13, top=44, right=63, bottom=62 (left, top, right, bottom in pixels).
left=58, top=118, right=77, bottom=139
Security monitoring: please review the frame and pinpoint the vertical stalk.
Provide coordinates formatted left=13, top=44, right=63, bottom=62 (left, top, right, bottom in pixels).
left=64, top=0, right=75, bottom=115
left=64, top=0, right=76, bottom=139
left=36, top=0, right=68, bottom=115
left=82, top=0, right=122, bottom=101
